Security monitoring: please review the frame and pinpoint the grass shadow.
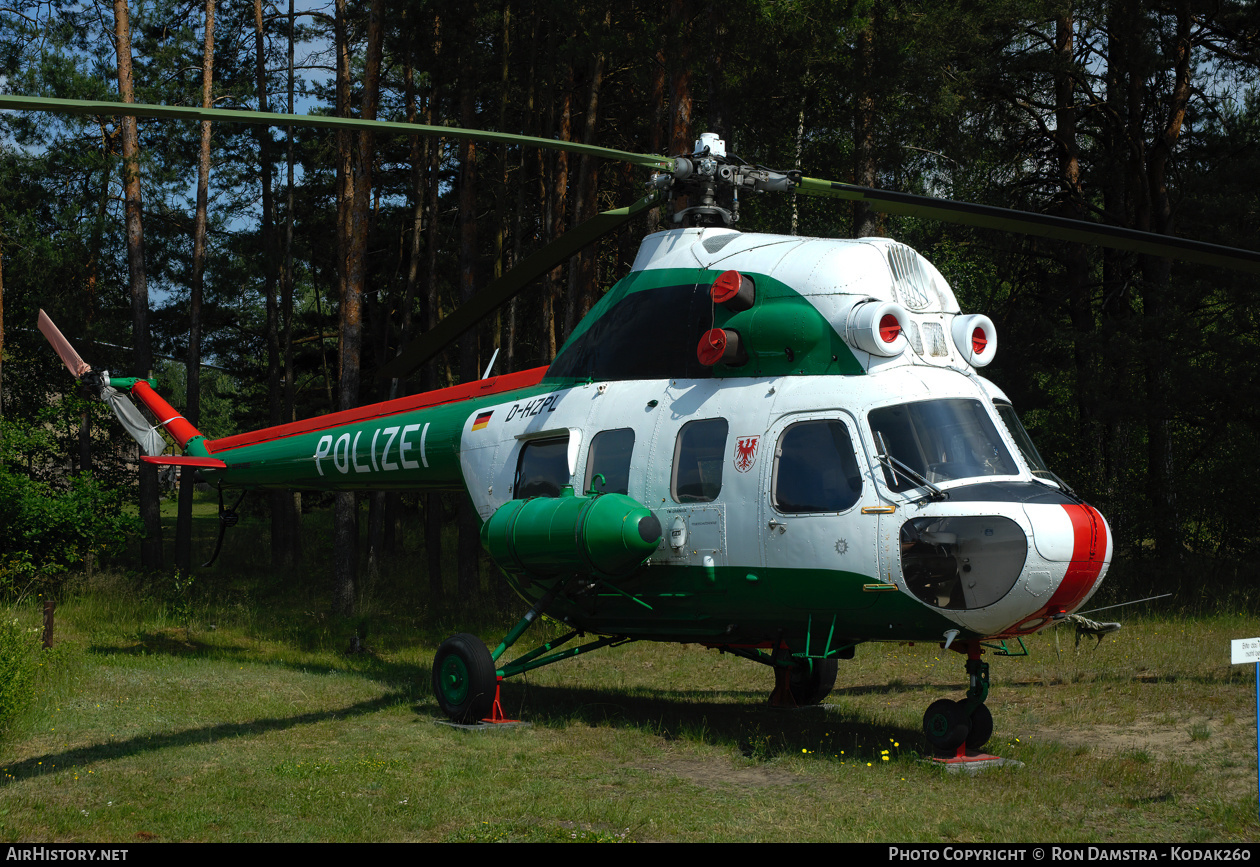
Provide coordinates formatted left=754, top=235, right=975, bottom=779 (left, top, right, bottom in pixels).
left=0, top=693, right=407, bottom=788
left=474, top=679, right=923, bottom=763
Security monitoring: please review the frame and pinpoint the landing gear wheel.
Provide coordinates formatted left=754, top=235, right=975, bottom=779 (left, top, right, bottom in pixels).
left=432, top=633, right=496, bottom=723
left=788, top=658, right=838, bottom=706
left=962, top=701, right=993, bottom=750
left=923, top=698, right=970, bottom=753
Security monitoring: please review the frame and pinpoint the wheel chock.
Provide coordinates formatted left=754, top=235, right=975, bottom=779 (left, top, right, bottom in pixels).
left=482, top=678, right=520, bottom=724
left=768, top=666, right=798, bottom=708
left=927, top=745, right=1023, bottom=772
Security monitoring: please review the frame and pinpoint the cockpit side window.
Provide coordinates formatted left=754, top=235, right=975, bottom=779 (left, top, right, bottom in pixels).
left=993, top=401, right=1052, bottom=478
left=514, top=436, right=570, bottom=498
left=585, top=428, right=634, bottom=494
left=773, top=420, right=862, bottom=513
left=672, top=419, right=729, bottom=503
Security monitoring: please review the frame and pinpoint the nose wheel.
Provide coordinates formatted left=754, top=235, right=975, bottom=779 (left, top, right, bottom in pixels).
left=964, top=700, right=993, bottom=749
left=923, top=647, right=993, bottom=756
left=923, top=699, right=970, bottom=752
left=923, top=698, right=992, bottom=753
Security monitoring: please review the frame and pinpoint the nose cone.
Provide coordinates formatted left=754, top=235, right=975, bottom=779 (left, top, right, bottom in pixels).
left=894, top=483, right=1113, bottom=639
left=1007, top=502, right=1112, bottom=633
left=900, top=515, right=1029, bottom=611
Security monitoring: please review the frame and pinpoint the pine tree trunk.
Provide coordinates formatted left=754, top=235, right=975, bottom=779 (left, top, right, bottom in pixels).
left=255, top=0, right=289, bottom=572
left=176, top=0, right=215, bottom=577
left=332, top=0, right=385, bottom=616
left=667, top=0, right=693, bottom=157
left=456, top=4, right=482, bottom=602
left=1053, top=13, right=1100, bottom=494
left=544, top=50, right=570, bottom=361
left=566, top=9, right=608, bottom=333
left=284, top=0, right=301, bottom=566
left=0, top=237, right=4, bottom=420
left=424, top=11, right=444, bottom=395
left=1140, top=0, right=1193, bottom=567
left=113, top=0, right=162, bottom=571
left=853, top=18, right=877, bottom=238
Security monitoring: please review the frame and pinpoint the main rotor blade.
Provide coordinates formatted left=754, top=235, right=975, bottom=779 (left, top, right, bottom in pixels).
left=37, top=309, right=91, bottom=378
left=0, top=95, right=673, bottom=172
left=378, top=192, right=661, bottom=381
left=796, top=178, right=1260, bottom=275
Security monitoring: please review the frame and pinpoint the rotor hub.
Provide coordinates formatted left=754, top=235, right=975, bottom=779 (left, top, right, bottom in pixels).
left=656, top=132, right=800, bottom=228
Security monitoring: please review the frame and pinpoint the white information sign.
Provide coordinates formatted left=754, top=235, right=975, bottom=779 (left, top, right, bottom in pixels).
left=1231, top=637, right=1260, bottom=665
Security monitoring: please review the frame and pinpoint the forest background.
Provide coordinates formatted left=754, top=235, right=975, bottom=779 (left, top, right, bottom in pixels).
left=1, top=0, right=1258, bottom=618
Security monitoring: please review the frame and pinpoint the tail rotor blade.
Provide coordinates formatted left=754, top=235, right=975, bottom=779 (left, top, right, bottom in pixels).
left=37, top=310, right=92, bottom=379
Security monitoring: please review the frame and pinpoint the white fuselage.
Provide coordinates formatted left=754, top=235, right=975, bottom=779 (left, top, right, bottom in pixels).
left=455, top=228, right=1111, bottom=644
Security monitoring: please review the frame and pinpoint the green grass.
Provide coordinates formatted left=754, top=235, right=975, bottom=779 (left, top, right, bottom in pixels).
left=1, top=506, right=1258, bottom=842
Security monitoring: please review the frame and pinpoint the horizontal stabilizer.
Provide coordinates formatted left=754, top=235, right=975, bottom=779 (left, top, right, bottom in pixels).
left=139, top=456, right=227, bottom=469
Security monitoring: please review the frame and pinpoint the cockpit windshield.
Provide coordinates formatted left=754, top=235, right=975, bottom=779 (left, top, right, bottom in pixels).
left=869, top=399, right=1018, bottom=492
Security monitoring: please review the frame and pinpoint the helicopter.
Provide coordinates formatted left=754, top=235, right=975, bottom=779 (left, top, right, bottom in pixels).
left=13, top=94, right=1260, bottom=759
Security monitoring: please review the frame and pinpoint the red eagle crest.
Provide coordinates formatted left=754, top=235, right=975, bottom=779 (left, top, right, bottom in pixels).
left=733, top=435, right=760, bottom=474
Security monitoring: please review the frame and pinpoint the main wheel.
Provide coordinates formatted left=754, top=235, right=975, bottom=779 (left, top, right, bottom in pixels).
left=788, top=658, right=839, bottom=706
left=963, top=701, right=993, bottom=750
left=432, top=633, right=497, bottom=723
left=923, top=698, right=970, bottom=753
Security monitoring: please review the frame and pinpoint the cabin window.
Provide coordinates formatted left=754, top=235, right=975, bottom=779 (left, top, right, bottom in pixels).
left=514, top=436, right=570, bottom=498
left=672, top=419, right=729, bottom=503
left=773, top=420, right=862, bottom=513
left=585, top=428, right=634, bottom=494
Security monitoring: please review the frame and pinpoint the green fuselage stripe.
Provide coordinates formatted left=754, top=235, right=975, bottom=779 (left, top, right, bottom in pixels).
left=507, top=564, right=965, bottom=646
left=201, top=384, right=555, bottom=492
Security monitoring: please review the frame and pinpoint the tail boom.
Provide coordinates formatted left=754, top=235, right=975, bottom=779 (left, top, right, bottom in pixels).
left=193, top=366, right=552, bottom=492
left=129, top=380, right=207, bottom=453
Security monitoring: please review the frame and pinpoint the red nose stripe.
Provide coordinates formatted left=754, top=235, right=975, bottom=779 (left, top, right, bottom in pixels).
left=1001, top=503, right=1108, bottom=636
left=1043, top=504, right=1106, bottom=615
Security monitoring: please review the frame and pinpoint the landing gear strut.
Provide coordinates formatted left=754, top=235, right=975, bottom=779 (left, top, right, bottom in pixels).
left=923, top=643, right=992, bottom=756
left=431, top=579, right=635, bottom=724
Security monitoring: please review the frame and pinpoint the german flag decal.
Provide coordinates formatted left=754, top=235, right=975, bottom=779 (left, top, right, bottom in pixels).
left=472, top=410, right=493, bottom=431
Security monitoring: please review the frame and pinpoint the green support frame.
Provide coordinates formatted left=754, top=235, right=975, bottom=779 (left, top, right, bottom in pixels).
left=496, top=631, right=634, bottom=679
